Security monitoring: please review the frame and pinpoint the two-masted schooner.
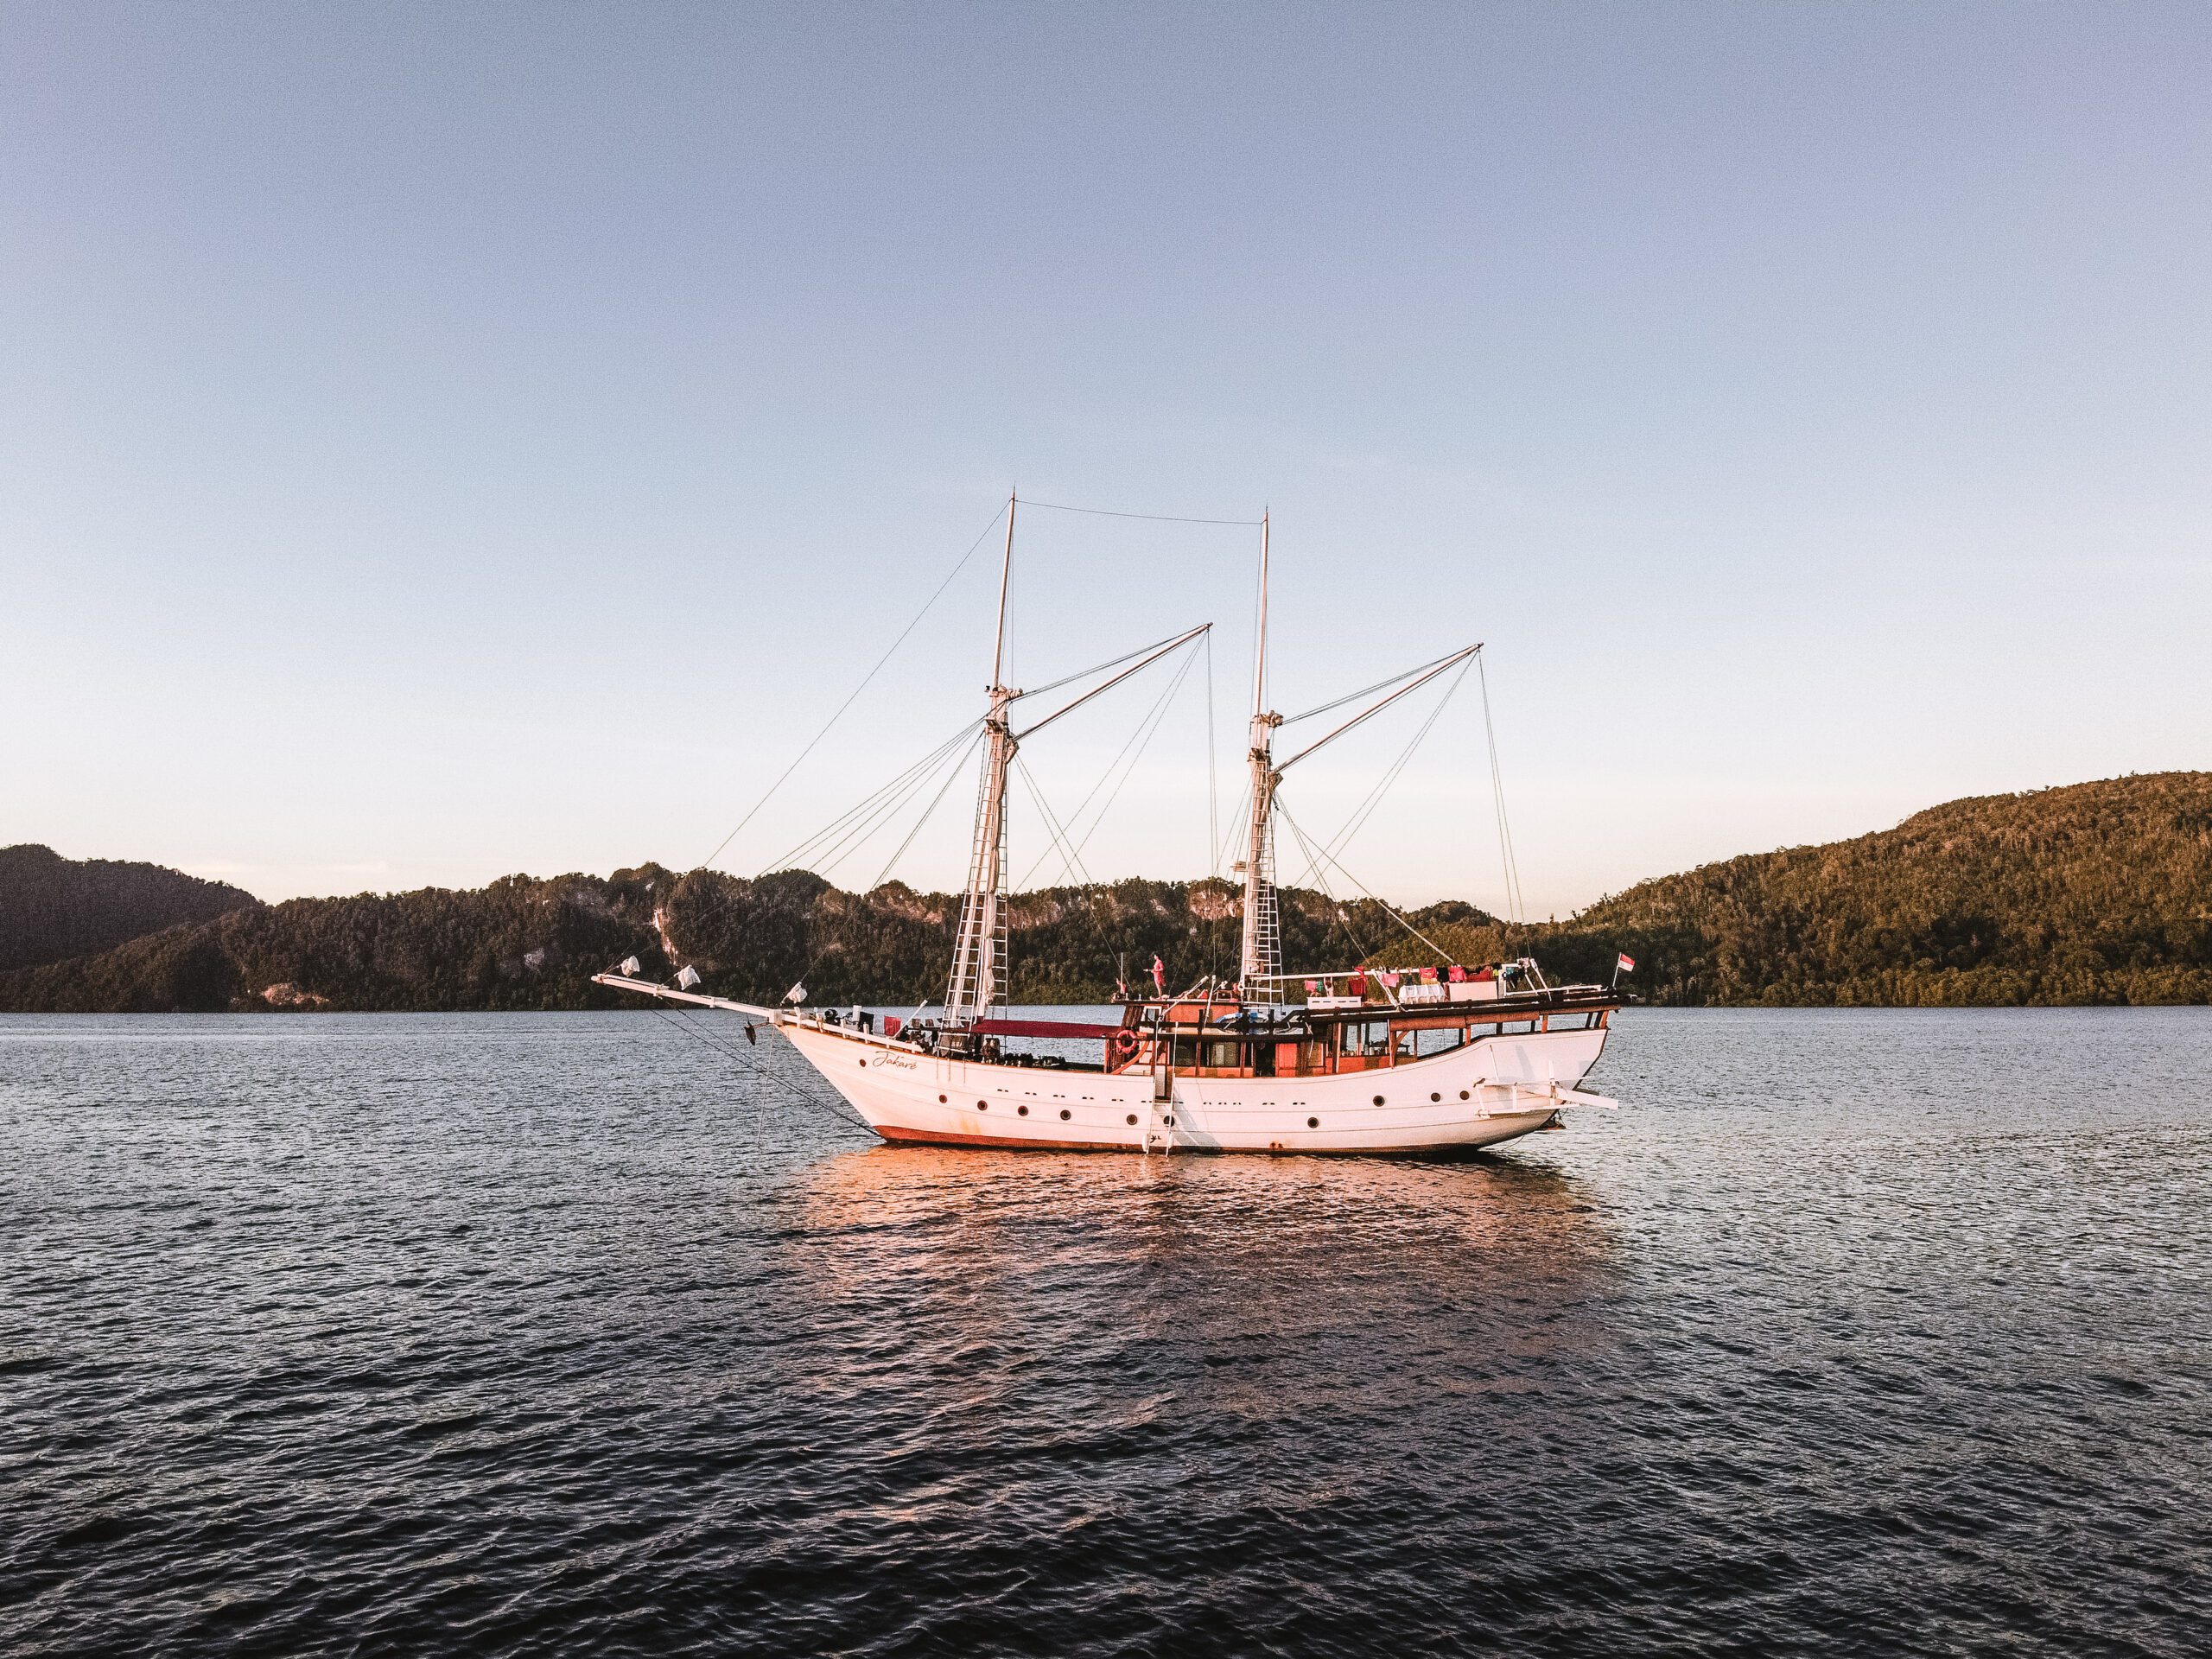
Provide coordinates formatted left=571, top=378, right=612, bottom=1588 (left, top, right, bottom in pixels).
left=597, top=497, right=1621, bottom=1153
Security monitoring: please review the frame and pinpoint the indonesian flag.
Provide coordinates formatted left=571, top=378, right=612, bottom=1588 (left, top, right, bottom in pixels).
left=1616, top=953, right=1637, bottom=975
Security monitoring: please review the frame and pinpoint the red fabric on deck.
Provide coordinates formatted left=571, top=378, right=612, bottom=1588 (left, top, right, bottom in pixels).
left=971, top=1019, right=1121, bottom=1040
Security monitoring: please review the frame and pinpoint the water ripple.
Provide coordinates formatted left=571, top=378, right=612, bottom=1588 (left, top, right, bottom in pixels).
left=3, top=1008, right=2208, bottom=1656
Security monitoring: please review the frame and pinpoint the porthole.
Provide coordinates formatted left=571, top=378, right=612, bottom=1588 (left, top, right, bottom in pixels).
left=859, top=1060, right=868, bottom=1069
left=1058, top=1109, right=1071, bottom=1121
left=1126, top=1114, right=1138, bottom=1126
left=979, top=1102, right=988, bottom=1111
left=1163, top=1115, right=1175, bottom=1126
left=1373, top=1095, right=1385, bottom=1106
left=938, top=1094, right=947, bottom=1103
left=1459, top=1090, right=1470, bottom=1100
left=1431, top=1092, right=1440, bottom=1102
left=1307, top=1116, right=1319, bottom=1128
left=1018, top=1105, right=1029, bottom=1116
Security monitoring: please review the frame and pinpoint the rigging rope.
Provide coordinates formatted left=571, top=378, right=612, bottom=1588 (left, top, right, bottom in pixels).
left=654, top=1008, right=874, bottom=1137
left=1071, top=648, right=1200, bottom=862
left=1010, top=644, right=1201, bottom=889
left=594, top=722, right=976, bottom=1002
left=617, top=495, right=1241, bottom=1007
left=868, top=728, right=987, bottom=893
left=753, top=720, right=982, bottom=878
left=1014, top=757, right=1094, bottom=890
left=798, top=729, right=986, bottom=886
left=1306, top=658, right=1473, bottom=876
left=1276, top=650, right=1464, bottom=727
left=1205, top=628, right=1219, bottom=880
left=692, top=500, right=1009, bottom=873
left=767, top=729, right=982, bottom=1015
left=1214, top=778, right=1254, bottom=879
left=1477, top=653, right=1527, bottom=924
left=1276, top=799, right=1457, bottom=964
left=1021, top=499, right=1263, bottom=527
left=1019, top=627, right=1206, bottom=702
left=1273, top=807, right=1376, bottom=963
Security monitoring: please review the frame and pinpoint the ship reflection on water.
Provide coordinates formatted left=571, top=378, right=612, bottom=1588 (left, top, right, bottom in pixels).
left=779, top=1146, right=1619, bottom=1439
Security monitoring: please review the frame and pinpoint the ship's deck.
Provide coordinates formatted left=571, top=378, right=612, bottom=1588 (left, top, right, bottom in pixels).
left=889, top=980, right=1623, bottom=1081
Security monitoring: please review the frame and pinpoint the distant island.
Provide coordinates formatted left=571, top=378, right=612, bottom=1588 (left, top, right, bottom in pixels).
left=3, top=772, right=2208, bottom=1012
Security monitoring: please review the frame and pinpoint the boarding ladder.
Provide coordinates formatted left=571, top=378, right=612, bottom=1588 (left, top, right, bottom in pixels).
left=1143, top=1050, right=1175, bottom=1154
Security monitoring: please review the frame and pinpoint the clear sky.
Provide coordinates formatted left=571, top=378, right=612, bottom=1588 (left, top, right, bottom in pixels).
left=4, top=3, right=2207, bottom=919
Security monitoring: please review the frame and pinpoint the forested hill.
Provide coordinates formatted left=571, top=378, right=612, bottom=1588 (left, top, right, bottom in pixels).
left=7, top=772, right=2208, bottom=1011
left=0, top=863, right=1478, bottom=1014
left=0, top=845, right=260, bottom=973
left=1397, top=772, right=2212, bottom=1007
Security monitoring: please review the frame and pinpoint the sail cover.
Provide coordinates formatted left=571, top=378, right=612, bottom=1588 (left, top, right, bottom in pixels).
left=970, top=1019, right=1120, bottom=1040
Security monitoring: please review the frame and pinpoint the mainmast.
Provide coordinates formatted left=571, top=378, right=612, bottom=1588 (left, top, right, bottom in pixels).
left=944, top=493, right=1020, bottom=1028
left=1239, top=512, right=1282, bottom=1001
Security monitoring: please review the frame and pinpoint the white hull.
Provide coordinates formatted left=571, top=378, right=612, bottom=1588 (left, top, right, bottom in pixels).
left=784, top=1020, right=1611, bottom=1154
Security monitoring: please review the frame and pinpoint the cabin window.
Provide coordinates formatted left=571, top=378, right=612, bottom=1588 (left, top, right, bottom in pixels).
left=1414, top=1026, right=1465, bottom=1058
left=1341, top=1020, right=1390, bottom=1058
left=1173, top=1036, right=1246, bottom=1070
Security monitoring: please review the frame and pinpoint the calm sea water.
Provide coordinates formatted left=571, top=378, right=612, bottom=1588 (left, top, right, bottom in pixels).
left=3, top=1008, right=2208, bottom=1657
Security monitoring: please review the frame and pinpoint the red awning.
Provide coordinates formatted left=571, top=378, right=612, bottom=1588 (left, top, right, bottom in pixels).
left=971, top=1019, right=1121, bottom=1040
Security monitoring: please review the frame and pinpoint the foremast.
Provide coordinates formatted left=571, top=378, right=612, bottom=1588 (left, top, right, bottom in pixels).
left=1239, top=512, right=1282, bottom=1002
left=945, top=493, right=1020, bottom=1028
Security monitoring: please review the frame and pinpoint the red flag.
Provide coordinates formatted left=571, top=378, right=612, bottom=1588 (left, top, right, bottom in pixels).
left=1616, top=953, right=1637, bottom=974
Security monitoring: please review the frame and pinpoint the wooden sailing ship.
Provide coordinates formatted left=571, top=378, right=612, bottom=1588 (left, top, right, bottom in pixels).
left=598, top=495, right=1621, bottom=1153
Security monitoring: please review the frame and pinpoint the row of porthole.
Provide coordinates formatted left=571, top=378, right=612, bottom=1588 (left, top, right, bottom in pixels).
left=920, top=1087, right=1474, bottom=1111
left=933, top=1090, right=1077, bottom=1122
left=913, top=1089, right=1475, bottom=1128
left=933, top=1090, right=1173, bottom=1131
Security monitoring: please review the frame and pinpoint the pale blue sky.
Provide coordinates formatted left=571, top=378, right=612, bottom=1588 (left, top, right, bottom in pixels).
left=4, top=3, right=2207, bottom=918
